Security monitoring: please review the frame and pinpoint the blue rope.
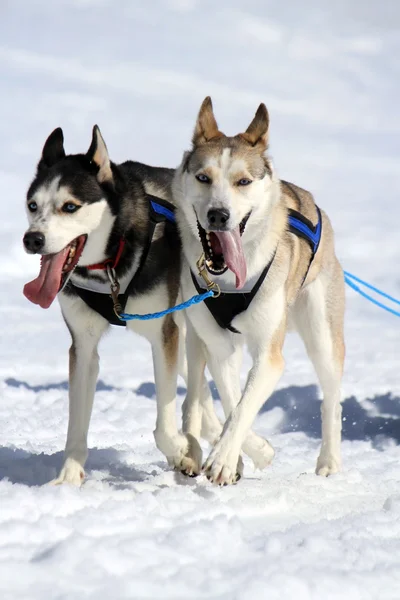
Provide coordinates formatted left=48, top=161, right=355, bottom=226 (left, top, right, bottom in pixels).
left=344, top=271, right=400, bottom=317
left=117, top=270, right=400, bottom=322
left=118, top=289, right=214, bottom=321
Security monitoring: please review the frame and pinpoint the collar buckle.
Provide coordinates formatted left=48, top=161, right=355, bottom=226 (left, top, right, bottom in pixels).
left=196, top=254, right=221, bottom=298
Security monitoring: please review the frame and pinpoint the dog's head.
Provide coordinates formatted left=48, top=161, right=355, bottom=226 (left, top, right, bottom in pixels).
left=23, top=126, right=118, bottom=308
left=176, top=97, right=276, bottom=289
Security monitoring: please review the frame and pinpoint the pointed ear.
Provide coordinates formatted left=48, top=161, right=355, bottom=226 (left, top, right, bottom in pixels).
left=192, top=97, right=223, bottom=146
left=87, top=125, right=113, bottom=184
left=39, top=127, right=65, bottom=169
left=241, top=103, right=269, bottom=148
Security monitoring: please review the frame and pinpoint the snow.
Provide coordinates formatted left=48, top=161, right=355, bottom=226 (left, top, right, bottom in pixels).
left=1, top=0, right=400, bottom=598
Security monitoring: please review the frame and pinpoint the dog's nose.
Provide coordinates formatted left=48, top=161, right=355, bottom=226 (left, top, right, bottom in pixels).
left=207, top=208, right=230, bottom=230
left=23, top=231, right=45, bottom=253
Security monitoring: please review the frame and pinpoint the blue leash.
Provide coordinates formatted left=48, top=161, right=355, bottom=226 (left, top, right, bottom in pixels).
left=118, top=289, right=214, bottom=321
left=344, top=271, right=400, bottom=318
left=116, top=272, right=400, bottom=322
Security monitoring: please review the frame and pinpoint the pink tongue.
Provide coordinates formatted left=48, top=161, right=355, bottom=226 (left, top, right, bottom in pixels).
left=214, top=227, right=247, bottom=289
left=23, top=248, right=69, bottom=309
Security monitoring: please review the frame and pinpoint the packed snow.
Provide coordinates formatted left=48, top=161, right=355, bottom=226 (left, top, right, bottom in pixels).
left=1, top=1, right=400, bottom=598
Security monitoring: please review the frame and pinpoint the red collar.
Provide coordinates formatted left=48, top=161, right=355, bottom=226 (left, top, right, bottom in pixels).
left=86, top=238, right=125, bottom=271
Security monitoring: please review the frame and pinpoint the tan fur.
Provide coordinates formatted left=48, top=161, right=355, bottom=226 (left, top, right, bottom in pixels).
left=240, top=103, right=269, bottom=148
left=162, top=262, right=181, bottom=370
left=69, top=343, right=76, bottom=375
left=192, top=97, right=224, bottom=146
left=91, top=126, right=113, bottom=183
left=268, top=315, right=286, bottom=370
left=56, top=198, right=82, bottom=214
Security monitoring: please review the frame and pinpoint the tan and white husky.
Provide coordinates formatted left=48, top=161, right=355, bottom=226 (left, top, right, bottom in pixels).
left=173, top=97, right=345, bottom=485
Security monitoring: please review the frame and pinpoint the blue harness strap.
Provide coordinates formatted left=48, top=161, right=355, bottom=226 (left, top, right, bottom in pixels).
left=288, top=205, right=322, bottom=286
left=150, top=199, right=176, bottom=223
left=288, top=206, right=322, bottom=256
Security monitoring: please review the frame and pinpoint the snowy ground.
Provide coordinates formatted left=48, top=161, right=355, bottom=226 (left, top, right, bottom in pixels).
left=1, top=1, right=400, bottom=598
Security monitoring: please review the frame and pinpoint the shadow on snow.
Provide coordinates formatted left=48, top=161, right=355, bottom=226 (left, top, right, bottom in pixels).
left=2, top=379, right=400, bottom=486
left=136, top=380, right=400, bottom=445
left=0, top=446, right=157, bottom=488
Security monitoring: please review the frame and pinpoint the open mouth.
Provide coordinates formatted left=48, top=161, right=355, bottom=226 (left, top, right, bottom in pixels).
left=23, top=234, right=87, bottom=309
left=197, top=213, right=250, bottom=289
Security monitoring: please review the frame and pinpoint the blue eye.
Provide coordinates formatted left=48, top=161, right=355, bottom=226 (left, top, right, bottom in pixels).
left=62, top=203, right=79, bottom=213
left=28, top=201, right=37, bottom=212
left=196, top=173, right=211, bottom=184
left=237, top=178, right=252, bottom=186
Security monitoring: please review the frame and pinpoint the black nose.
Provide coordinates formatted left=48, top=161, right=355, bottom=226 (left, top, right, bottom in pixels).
left=23, top=231, right=45, bottom=253
left=207, top=208, right=230, bottom=230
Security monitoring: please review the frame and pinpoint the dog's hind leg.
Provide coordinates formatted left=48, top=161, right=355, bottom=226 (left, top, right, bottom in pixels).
left=153, top=315, right=202, bottom=475
left=293, top=264, right=345, bottom=476
left=50, top=297, right=108, bottom=486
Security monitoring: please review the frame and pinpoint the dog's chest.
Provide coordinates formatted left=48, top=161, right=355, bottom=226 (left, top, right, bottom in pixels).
left=70, top=260, right=140, bottom=295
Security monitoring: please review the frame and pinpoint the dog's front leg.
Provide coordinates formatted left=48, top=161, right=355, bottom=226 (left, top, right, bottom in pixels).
left=204, top=330, right=285, bottom=485
left=153, top=317, right=202, bottom=474
left=50, top=319, right=107, bottom=486
left=206, top=347, right=275, bottom=474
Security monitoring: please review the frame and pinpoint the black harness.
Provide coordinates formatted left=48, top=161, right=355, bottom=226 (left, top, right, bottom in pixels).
left=191, top=251, right=277, bottom=334
left=70, top=196, right=176, bottom=327
left=192, top=204, right=322, bottom=333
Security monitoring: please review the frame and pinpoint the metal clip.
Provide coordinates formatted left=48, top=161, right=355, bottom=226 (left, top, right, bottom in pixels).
left=196, top=254, right=221, bottom=298
left=106, top=265, right=123, bottom=318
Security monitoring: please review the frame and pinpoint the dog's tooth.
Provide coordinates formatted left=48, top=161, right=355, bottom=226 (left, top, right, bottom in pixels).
left=69, top=247, right=76, bottom=258
left=67, top=258, right=72, bottom=265
left=206, top=233, right=210, bottom=240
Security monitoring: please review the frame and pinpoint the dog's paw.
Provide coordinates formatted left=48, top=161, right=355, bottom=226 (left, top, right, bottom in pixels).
left=174, top=434, right=203, bottom=477
left=316, top=454, right=340, bottom=477
left=49, top=457, right=85, bottom=487
left=250, top=440, right=275, bottom=470
left=243, top=431, right=275, bottom=469
left=154, top=428, right=189, bottom=460
left=154, top=429, right=202, bottom=475
left=203, top=445, right=242, bottom=486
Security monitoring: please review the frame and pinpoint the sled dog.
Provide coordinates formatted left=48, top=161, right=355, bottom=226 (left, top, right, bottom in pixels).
left=174, top=97, right=345, bottom=484
left=22, top=126, right=202, bottom=484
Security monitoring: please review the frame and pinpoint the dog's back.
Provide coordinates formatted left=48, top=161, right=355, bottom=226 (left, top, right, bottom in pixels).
left=121, top=161, right=174, bottom=203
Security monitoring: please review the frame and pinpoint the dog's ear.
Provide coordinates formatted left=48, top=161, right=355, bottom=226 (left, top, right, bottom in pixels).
left=241, top=103, right=269, bottom=149
left=192, top=97, right=223, bottom=146
left=87, top=125, right=113, bottom=184
left=38, top=127, right=65, bottom=170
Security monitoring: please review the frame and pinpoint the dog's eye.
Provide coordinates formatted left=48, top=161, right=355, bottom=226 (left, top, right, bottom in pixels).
left=237, top=178, right=252, bottom=186
left=62, top=203, right=80, bottom=213
left=196, top=174, right=211, bottom=184
left=28, top=201, right=37, bottom=212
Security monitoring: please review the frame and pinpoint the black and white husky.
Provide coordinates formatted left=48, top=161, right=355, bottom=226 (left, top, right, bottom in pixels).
left=22, top=126, right=212, bottom=485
